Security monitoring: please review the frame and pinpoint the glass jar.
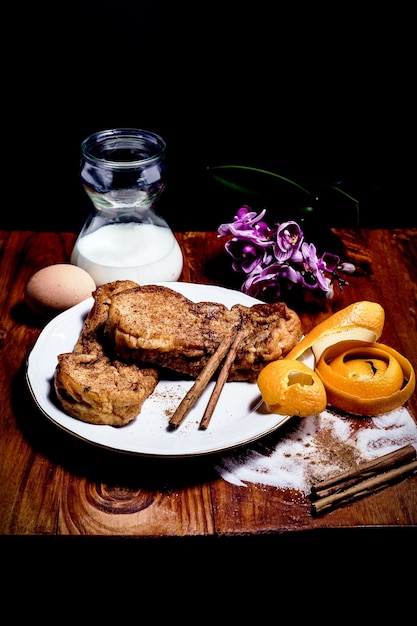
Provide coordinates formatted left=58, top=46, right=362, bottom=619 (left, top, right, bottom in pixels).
left=71, top=128, right=183, bottom=287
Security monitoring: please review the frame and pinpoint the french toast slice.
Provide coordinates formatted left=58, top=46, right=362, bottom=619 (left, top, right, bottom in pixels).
left=105, top=284, right=302, bottom=382
left=54, top=352, right=158, bottom=426
left=54, top=280, right=159, bottom=426
left=73, top=279, right=140, bottom=356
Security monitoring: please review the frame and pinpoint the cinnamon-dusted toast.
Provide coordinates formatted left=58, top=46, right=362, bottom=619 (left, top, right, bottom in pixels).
left=54, top=352, right=158, bottom=426
left=73, top=279, right=140, bottom=356
left=105, top=284, right=302, bottom=382
left=54, top=280, right=159, bottom=426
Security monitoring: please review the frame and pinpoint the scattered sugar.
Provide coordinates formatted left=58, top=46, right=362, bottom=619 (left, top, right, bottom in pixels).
left=215, top=406, right=417, bottom=494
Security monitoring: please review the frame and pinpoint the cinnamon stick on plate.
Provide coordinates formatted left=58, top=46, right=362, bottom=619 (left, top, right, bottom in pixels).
left=199, top=327, right=247, bottom=430
left=168, top=325, right=240, bottom=429
left=310, top=444, right=417, bottom=515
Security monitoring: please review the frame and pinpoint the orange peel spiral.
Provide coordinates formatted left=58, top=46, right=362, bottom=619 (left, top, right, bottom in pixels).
left=315, top=341, right=416, bottom=416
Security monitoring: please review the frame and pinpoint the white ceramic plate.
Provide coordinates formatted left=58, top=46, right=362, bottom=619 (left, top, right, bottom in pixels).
left=26, top=282, right=302, bottom=458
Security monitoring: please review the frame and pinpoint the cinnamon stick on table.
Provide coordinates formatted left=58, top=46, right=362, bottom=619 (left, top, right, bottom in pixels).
left=311, top=444, right=417, bottom=515
left=311, top=443, right=417, bottom=499
left=168, top=325, right=240, bottom=429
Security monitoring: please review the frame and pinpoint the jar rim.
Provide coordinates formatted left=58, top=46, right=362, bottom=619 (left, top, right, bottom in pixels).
left=81, top=128, right=166, bottom=168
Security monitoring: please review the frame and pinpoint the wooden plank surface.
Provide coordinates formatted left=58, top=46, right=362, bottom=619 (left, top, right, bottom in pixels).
left=0, top=228, right=416, bottom=536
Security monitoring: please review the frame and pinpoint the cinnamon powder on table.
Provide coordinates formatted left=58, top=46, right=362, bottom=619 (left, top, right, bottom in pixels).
left=216, top=407, right=417, bottom=494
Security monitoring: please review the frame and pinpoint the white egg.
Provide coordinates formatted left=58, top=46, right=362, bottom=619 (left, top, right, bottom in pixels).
left=25, top=264, right=96, bottom=318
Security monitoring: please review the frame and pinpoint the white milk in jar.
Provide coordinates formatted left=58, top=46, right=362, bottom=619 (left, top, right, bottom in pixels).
left=70, top=222, right=183, bottom=287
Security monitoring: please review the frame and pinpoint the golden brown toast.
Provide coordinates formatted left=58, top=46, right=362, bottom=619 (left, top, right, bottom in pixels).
left=54, top=352, right=158, bottom=426
left=105, top=284, right=302, bottom=382
left=74, top=279, right=140, bottom=356
left=54, top=280, right=159, bottom=426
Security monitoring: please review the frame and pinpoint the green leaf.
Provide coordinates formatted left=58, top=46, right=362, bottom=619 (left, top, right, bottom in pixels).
left=206, top=165, right=361, bottom=228
left=207, top=165, right=315, bottom=199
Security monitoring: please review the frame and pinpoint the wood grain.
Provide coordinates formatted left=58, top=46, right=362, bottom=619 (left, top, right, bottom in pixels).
left=0, top=228, right=416, bottom=536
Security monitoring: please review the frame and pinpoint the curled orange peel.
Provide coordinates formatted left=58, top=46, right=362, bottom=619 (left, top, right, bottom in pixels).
left=259, top=301, right=415, bottom=418
left=285, top=301, right=385, bottom=362
left=315, top=341, right=416, bottom=416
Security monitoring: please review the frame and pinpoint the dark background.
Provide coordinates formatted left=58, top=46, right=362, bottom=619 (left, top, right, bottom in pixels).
left=4, top=1, right=415, bottom=232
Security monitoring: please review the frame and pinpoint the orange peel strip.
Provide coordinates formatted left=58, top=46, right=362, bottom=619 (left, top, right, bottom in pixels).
left=285, top=301, right=385, bottom=362
left=316, top=341, right=416, bottom=416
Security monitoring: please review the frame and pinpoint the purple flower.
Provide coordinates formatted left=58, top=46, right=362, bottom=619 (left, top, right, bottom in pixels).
left=273, top=221, right=303, bottom=262
left=225, top=238, right=272, bottom=274
left=218, top=206, right=355, bottom=300
left=298, top=242, right=331, bottom=291
left=218, top=205, right=273, bottom=244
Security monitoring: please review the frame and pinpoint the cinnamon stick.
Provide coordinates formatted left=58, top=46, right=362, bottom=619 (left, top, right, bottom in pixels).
left=311, top=459, right=417, bottom=515
left=168, top=326, right=239, bottom=429
left=199, top=327, right=246, bottom=430
left=311, top=443, right=417, bottom=499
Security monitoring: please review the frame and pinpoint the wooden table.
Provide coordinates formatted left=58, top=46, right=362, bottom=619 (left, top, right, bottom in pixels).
left=1, top=229, right=416, bottom=554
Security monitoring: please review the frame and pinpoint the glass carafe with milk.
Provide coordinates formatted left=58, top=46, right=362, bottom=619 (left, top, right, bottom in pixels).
left=71, top=128, right=183, bottom=287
